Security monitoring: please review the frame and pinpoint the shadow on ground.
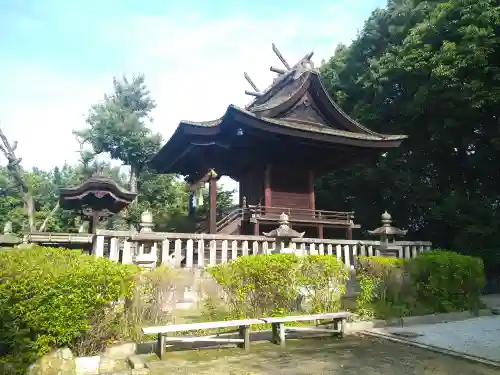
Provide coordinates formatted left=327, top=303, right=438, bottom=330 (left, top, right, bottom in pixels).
left=142, top=335, right=499, bottom=375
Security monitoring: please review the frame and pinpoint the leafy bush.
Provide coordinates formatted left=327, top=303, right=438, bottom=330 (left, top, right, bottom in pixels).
left=124, top=265, right=181, bottom=342
left=407, top=250, right=485, bottom=313
left=299, top=255, right=349, bottom=313
left=355, top=251, right=485, bottom=319
left=208, top=254, right=349, bottom=318
left=355, top=256, right=411, bottom=319
left=0, top=246, right=138, bottom=372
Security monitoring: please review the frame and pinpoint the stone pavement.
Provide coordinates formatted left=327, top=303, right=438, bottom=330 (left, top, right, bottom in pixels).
left=372, top=315, right=500, bottom=364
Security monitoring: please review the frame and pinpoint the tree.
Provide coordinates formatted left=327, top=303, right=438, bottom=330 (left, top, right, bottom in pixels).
left=74, top=75, right=162, bottom=194
left=319, top=0, right=500, bottom=270
left=0, top=128, right=36, bottom=231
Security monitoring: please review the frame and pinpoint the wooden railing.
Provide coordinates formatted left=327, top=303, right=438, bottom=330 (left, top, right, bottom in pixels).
left=196, top=207, right=244, bottom=233
left=248, top=205, right=354, bottom=223
left=196, top=205, right=355, bottom=234
left=92, top=230, right=432, bottom=269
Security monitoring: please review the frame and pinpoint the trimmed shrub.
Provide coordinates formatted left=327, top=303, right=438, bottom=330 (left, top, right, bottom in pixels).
left=0, top=246, right=138, bottom=372
left=208, top=253, right=349, bottom=318
left=407, top=250, right=485, bottom=313
left=355, top=251, right=485, bottom=319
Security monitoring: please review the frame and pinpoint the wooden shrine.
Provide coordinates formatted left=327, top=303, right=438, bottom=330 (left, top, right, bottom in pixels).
left=150, top=44, right=407, bottom=238
left=59, top=171, right=137, bottom=234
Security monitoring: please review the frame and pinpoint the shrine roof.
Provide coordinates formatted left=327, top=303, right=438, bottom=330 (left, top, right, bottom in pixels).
left=150, top=44, right=407, bottom=175
left=59, top=173, right=137, bottom=214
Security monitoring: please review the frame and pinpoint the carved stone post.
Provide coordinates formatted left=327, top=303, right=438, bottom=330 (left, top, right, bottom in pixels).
left=207, top=169, right=218, bottom=234
left=132, top=210, right=158, bottom=269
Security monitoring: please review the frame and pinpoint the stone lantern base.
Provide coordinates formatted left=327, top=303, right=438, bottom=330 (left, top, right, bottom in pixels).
left=378, top=247, right=400, bottom=258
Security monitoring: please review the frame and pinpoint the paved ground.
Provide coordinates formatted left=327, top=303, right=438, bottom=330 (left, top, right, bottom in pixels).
left=144, top=336, right=498, bottom=375
left=377, top=315, right=500, bottom=364
left=482, top=294, right=500, bottom=310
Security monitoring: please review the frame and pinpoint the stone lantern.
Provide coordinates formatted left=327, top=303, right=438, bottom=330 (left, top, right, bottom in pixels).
left=0, top=221, right=21, bottom=248
left=368, top=211, right=407, bottom=257
left=263, top=213, right=304, bottom=254
left=132, top=209, right=158, bottom=269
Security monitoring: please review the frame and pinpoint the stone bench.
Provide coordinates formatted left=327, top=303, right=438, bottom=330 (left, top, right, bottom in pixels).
left=261, top=312, right=355, bottom=348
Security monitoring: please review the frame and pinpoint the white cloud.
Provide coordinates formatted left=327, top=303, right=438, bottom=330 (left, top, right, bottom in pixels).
left=0, top=4, right=371, bottom=181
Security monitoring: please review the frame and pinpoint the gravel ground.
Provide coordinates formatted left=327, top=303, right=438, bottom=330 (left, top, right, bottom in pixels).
left=144, top=335, right=499, bottom=375
left=381, top=316, right=500, bottom=363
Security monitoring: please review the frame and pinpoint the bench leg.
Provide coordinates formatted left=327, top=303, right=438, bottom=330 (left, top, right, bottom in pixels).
left=333, top=318, right=345, bottom=339
left=238, top=325, right=251, bottom=352
left=278, top=323, right=286, bottom=348
left=156, top=333, right=166, bottom=360
left=271, top=323, right=278, bottom=344
left=339, top=318, right=345, bottom=339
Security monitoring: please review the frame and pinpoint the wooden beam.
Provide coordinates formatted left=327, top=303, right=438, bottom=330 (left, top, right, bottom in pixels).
left=272, top=43, right=291, bottom=70
left=244, top=72, right=260, bottom=92
left=245, top=90, right=263, bottom=97
left=270, top=66, right=286, bottom=74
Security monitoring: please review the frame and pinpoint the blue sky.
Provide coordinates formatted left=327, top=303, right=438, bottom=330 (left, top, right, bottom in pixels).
left=0, top=0, right=386, bottom=183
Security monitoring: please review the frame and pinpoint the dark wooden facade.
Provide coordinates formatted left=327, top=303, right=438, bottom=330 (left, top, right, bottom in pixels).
left=150, top=47, right=407, bottom=238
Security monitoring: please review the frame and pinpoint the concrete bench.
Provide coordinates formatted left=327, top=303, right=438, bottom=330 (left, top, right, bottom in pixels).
left=142, top=319, right=262, bottom=359
left=260, top=312, right=354, bottom=348
left=143, top=312, right=354, bottom=358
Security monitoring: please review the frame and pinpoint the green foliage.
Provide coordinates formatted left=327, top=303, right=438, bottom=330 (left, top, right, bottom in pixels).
left=408, top=250, right=485, bottom=313
left=318, top=0, right=500, bottom=279
left=75, top=75, right=161, bottom=172
left=299, top=255, right=349, bottom=313
left=0, top=247, right=138, bottom=371
left=356, top=251, right=485, bottom=319
left=356, top=256, right=410, bottom=319
left=123, top=265, right=183, bottom=342
left=208, top=254, right=349, bottom=318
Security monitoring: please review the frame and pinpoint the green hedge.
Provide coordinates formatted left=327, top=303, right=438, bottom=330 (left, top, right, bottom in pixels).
left=408, top=250, right=484, bottom=313
left=356, top=250, right=485, bottom=319
left=208, top=253, right=349, bottom=318
left=0, top=246, right=138, bottom=373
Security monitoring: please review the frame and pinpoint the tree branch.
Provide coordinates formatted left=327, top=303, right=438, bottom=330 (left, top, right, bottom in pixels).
left=38, top=201, right=60, bottom=232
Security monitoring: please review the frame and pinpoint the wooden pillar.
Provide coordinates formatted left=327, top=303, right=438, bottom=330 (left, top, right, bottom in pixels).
left=253, top=221, right=260, bottom=236
left=188, top=191, right=195, bottom=217
left=309, top=170, right=315, bottom=212
left=208, top=170, right=218, bottom=234
left=346, top=226, right=353, bottom=240
left=318, top=225, right=324, bottom=239
left=88, top=211, right=100, bottom=234
left=264, top=164, right=272, bottom=208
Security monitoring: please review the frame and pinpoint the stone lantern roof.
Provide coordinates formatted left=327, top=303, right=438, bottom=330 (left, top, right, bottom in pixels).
left=263, top=213, right=305, bottom=239
left=367, top=211, right=407, bottom=237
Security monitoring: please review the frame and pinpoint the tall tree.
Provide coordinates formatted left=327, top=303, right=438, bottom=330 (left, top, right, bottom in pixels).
left=319, top=0, right=500, bottom=271
left=74, top=75, right=162, bottom=194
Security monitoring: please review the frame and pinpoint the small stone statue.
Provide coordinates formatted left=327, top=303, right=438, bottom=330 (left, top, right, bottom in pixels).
left=3, top=221, right=12, bottom=234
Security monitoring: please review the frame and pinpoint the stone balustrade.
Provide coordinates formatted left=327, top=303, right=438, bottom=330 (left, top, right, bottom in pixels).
left=93, top=229, right=432, bottom=269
